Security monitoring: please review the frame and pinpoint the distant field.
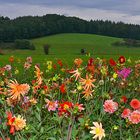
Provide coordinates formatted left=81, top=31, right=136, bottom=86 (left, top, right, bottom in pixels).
left=0, top=33, right=140, bottom=65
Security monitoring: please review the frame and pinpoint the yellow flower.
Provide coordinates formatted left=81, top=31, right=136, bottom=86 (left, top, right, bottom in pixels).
left=113, top=73, right=118, bottom=79
left=61, top=68, right=65, bottom=72
left=47, top=61, right=52, bottom=66
left=14, top=115, right=26, bottom=131
left=15, top=69, right=19, bottom=75
left=47, top=65, right=52, bottom=70
left=127, top=58, right=131, bottom=63
left=77, top=84, right=82, bottom=91
left=100, top=66, right=107, bottom=76
left=0, top=81, right=4, bottom=86
left=90, top=122, right=105, bottom=140
left=29, top=98, right=37, bottom=105
left=47, top=61, right=52, bottom=70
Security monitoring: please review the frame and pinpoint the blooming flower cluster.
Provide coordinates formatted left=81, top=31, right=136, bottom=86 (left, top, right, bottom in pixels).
left=0, top=56, right=140, bottom=140
left=121, top=99, right=140, bottom=124
left=7, top=112, right=26, bottom=135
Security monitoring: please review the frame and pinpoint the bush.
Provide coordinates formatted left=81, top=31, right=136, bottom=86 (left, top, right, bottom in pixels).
left=14, top=39, right=35, bottom=50
left=81, top=48, right=86, bottom=55
left=112, top=39, right=140, bottom=48
left=43, top=44, right=50, bottom=55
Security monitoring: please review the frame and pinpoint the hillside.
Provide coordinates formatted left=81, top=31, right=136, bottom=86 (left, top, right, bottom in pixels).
left=0, top=33, right=140, bottom=65
left=32, top=33, right=140, bottom=57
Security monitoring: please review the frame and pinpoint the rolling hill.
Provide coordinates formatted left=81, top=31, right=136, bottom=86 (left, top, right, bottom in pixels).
left=0, top=33, right=140, bottom=65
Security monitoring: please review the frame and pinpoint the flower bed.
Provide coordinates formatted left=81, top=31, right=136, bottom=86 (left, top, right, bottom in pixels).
left=0, top=56, right=140, bottom=140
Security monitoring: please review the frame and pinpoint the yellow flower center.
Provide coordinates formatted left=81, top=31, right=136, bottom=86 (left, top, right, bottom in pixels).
left=95, top=127, right=102, bottom=135
left=113, top=73, right=118, bottom=79
left=64, top=104, right=69, bottom=110
left=85, top=79, right=91, bottom=85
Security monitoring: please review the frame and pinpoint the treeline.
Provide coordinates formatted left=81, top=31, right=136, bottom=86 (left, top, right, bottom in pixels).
left=1, top=14, right=140, bottom=42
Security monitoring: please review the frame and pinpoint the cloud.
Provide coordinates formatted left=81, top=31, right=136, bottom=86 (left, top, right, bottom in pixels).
left=0, top=0, right=140, bottom=24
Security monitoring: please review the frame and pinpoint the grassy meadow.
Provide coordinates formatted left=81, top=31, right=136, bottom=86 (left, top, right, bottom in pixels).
left=0, top=33, right=140, bottom=66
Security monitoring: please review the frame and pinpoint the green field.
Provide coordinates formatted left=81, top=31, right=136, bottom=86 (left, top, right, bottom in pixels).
left=0, top=33, right=140, bottom=65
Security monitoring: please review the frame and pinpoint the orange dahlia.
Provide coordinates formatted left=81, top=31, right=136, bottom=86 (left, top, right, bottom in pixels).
left=34, top=65, right=43, bottom=85
left=82, top=89, right=93, bottom=98
left=80, top=74, right=96, bottom=91
left=74, top=58, right=83, bottom=67
left=8, top=80, right=30, bottom=101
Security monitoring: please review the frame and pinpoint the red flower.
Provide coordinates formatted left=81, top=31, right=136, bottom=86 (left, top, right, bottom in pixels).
left=121, top=108, right=131, bottom=118
left=43, top=85, right=48, bottom=90
left=7, top=112, right=15, bottom=125
left=88, top=58, right=94, bottom=66
left=130, top=99, right=140, bottom=109
left=58, top=101, right=73, bottom=116
left=60, top=84, right=66, bottom=94
left=9, top=56, right=14, bottom=63
left=109, top=58, right=116, bottom=66
left=57, top=60, right=63, bottom=67
left=32, top=80, right=36, bottom=85
left=118, top=56, right=126, bottom=64
left=6, top=111, right=15, bottom=135
left=10, top=126, right=15, bottom=135
left=53, top=64, right=57, bottom=69
left=120, top=96, right=127, bottom=103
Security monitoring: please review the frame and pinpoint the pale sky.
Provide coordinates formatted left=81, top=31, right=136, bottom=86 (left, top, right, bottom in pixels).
left=0, top=0, right=140, bottom=24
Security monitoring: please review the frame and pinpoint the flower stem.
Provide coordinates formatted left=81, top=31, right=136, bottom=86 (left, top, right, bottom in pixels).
left=0, top=130, right=5, bottom=140
left=66, top=117, right=75, bottom=140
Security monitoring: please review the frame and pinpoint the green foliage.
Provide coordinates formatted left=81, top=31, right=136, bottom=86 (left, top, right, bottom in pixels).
left=14, top=39, right=35, bottom=50
left=113, top=39, right=140, bottom=48
left=0, top=42, right=15, bottom=49
left=1, top=14, right=140, bottom=42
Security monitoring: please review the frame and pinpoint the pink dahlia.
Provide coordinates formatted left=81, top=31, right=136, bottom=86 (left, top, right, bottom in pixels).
left=103, top=100, right=118, bottom=114
left=121, top=108, right=131, bottom=119
left=45, top=99, right=58, bottom=112
left=128, top=110, right=140, bottom=124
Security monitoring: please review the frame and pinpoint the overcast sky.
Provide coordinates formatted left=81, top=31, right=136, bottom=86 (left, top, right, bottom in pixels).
left=0, top=0, right=140, bottom=24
